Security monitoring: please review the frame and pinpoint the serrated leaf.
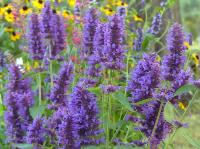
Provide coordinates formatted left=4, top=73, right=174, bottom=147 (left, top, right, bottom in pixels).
left=29, top=105, right=46, bottom=119
left=174, top=84, right=197, bottom=96
left=112, top=92, right=133, bottom=111
left=164, top=102, right=175, bottom=122
left=13, top=144, right=33, bottom=149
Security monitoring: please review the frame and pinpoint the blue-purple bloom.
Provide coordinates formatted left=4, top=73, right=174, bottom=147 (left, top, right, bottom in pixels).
left=162, top=23, right=186, bottom=81
left=57, top=111, right=80, bottom=149
left=4, top=65, right=34, bottom=143
left=40, top=1, right=53, bottom=39
left=50, top=12, right=66, bottom=59
left=26, top=117, right=45, bottom=148
left=49, top=62, right=73, bottom=106
left=133, top=28, right=143, bottom=51
left=69, top=84, right=103, bottom=145
left=28, top=13, right=44, bottom=60
left=127, top=54, right=172, bottom=148
left=128, top=54, right=160, bottom=103
left=81, top=8, right=98, bottom=60
left=103, top=14, right=125, bottom=70
left=149, top=13, right=162, bottom=35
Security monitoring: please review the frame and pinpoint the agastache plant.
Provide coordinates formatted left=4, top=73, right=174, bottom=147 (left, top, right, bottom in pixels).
left=50, top=11, right=66, bottom=59
left=69, top=84, right=103, bottom=145
left=127, top=54, right=172, bottom=148
left=103, top=14, right=125, bottom=70
left=26, top=117, right=45, bottom=149
left=49, top=62, right=73, bottom=107
left=4, top=64, right=34, bottom=143
left=82, top=8, right=98, bottom=60
left=28, top=13, right=44, bottom=60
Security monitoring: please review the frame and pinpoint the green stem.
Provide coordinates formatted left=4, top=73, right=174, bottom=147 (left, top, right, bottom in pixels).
left=38, top=72, right=42, bottom=105
left=149, top=101, right=164, bottom=147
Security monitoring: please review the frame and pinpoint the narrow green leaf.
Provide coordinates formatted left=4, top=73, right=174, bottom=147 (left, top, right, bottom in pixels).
left=134, top=98, right=155, bottom=106
left=112, top=92, right=133, bottom=111
left=183, top=132, right=200, bottom=149
left=13, top=144, right=33, bottom=149
left=174, top=84, right=197, bottom=96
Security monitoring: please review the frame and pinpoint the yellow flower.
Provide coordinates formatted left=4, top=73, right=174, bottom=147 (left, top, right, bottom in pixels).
left=68, top=0, right=76, bottom=8
left=101, top=6, right=115, bottom=16
left=0, top=8, right=4, bottom=16
left=20, top=6, right=32, bottom=15
left=156, top=55, right=161, bottom=62
left=178, top=102, right=186, bottom=110
left=10, top=31, right=20, bottom=41
left=4, top=27, right=14, bottom=33
left=32, top=0, right=44, bottom=9
left=115, top=1, right=128, bottom=7
left=3, top=3, right=13, bottom=12
left=62, top=10, right=74, bottom=20
left=184, top=41, right=190, bottom=49
left=25, top=63, right=31, bottom=71
left=4, top=12, right=15, bottom=22
left=134, top=15, right=143, bottom=22
left=34, top=61, right=40, bottom=68
left=192, top=54, right=199, bottom=67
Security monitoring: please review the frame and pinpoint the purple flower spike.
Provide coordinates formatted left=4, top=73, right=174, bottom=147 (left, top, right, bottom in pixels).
left=128, top=54, right=160, bottom=102
left=28, top=14, right=44, bottom=60
left=133, top=28, right=143, bottom=51
left=26, top=117, right=45, bottom=148
left=81, top=8, right=98, bottom=60
left=162, top=23, right=186, bottom=81
left=41, top=1, right=53, bottom=39
left=103, top=14, right=125, bottom=70
left=4, top=64, right=34, bottom=143
left=149, top=13, right=162, bottom=35
left=166, top=23, right=186, bottom=53
left=69, top=85, right=103, bottom=145
left=57, top=112, right=80, bottom=149
left=51, top=13, right=66, bottom=59
left=49, top=62, right=73, bottom=106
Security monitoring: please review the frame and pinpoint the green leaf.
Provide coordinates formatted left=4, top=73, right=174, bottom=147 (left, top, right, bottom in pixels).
left=183, top=132, right=200, bottom=149
left=134, top=98, right=155, bottom=105
left=13, top=144, right=33, bottom=149
left=112, top=92, right=133, bottom=111
left=174, top=84, right=197, bottom=96
left=29, top=105, right=46, bottom=119
left=164, top=102, right=175, bottom=122
left=88, top=87, right=102, bottom=96
left=0, top=104, right=4, bottom=117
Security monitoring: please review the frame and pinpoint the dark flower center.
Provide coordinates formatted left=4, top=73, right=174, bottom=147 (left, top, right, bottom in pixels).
left=38, top=0, right=43, bottom=4
left=12, top=31, right=16, bottom=36
left=7, top=9, right=12, bottom=14
left=52, top=9, right=57, bottom=14
left=23, top=6, right=28, bottom=11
